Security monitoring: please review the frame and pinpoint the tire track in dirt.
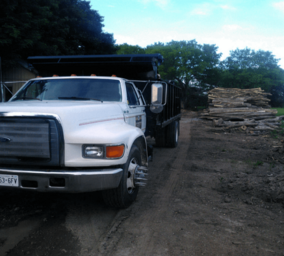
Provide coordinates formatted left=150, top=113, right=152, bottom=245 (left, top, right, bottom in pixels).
left=65, top=193, right=119, bottom=256
left=139, top=119, right=192, bottom=256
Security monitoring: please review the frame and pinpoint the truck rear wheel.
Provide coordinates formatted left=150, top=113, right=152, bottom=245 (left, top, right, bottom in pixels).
left=102, top=145, right=141, bottom=208
left=167, top=120, right=179, bottom=148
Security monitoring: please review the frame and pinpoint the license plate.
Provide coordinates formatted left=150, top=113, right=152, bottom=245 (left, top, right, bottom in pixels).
left=0, top=175, right=19, bottom=187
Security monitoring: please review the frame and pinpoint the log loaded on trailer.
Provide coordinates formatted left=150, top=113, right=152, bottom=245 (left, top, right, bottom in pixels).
left=0, top=54, right=181, bottom=208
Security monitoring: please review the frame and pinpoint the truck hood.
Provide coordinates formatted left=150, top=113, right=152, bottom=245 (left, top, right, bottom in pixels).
left=0, top=101, right=125, bottom=133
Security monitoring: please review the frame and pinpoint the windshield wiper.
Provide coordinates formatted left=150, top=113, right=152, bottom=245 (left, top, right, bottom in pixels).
left=58, top=97, right=102, bottom=102
left=17, top=96, right=42, bottom=101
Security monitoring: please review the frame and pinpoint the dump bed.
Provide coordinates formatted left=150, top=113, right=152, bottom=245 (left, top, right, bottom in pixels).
left=28, top=54, right=163, bottom=80
left=133, top=81, right=181, bottom=137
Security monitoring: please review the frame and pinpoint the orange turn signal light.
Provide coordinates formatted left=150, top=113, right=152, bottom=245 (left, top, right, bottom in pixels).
left=106, top=145, right=124, bottom=158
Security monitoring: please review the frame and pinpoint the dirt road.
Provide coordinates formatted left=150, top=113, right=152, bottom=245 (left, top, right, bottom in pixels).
left=1, top=112, right=284, bottom=256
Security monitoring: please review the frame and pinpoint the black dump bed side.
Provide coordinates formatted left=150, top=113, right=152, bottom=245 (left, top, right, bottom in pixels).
left=133, top=81, right=181, bottom=137
left=28, top=54, right=163, bottom=80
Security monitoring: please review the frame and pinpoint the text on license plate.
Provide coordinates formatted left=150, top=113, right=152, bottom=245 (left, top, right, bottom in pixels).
left=0, top=175, right=19, bottom=187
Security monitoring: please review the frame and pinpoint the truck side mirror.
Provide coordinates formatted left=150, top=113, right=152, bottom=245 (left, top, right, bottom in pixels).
left=150, top=83, right=163, bottom=113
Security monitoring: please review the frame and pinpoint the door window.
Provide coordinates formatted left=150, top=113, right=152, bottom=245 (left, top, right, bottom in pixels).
left=126, top=83, right=139, bottom=105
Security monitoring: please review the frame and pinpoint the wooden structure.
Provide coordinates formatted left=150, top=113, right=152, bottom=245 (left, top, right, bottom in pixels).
left=0, top=60, right=36, bottom=102
left=200, top=88, right=283, bottom=133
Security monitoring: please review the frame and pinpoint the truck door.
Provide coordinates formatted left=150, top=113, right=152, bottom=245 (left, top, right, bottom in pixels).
left=125, top=82, right=146, bottom=132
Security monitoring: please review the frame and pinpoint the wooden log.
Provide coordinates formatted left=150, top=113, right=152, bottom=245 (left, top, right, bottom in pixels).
left=225, top=123, right=257, bottom=129
left=211, top=98, right=246, bottom=103
left=262, top=117, right=281, bottom=122
left=208, top=109, right=276, bottom=115
left=222, top=121, right=257, bottom=126
left=208, top=107, right=250, bottom=113
left=264, top=123, right=279, bottom=129
left=204, top=87, right=276, bottom=126
left=254, top=125, right=274, bottom=131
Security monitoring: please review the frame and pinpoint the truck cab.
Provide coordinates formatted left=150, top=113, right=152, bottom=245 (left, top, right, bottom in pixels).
left=0, top=54, right=181, bottom=208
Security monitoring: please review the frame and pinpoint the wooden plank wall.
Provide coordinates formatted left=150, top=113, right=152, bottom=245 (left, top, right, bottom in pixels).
left=3, top=64, right=36, bottom=94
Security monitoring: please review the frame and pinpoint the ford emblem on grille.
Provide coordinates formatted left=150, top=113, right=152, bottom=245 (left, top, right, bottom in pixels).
left=0, top=137, right=11, bottom=142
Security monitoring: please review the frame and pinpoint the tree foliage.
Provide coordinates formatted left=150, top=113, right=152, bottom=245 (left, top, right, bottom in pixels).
left=145, top=40, right=221, bottom=108
left=219, top=48, right=284, bottom=107
left=117, top=44, right=145, bottom=54
left=116, top=41, right=221, bottom=108
left=116, top=43, right=284, bottom=108
left=0, top=0, right=116, bottom=67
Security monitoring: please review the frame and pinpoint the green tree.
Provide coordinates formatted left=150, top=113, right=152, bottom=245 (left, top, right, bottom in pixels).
left=116, top=44, right=145, bottom=54
left=0, top=0, right=116, bottom=67
left=219, top=48, right=284, bottom=106
left=145, top=40, right=221, bottom=108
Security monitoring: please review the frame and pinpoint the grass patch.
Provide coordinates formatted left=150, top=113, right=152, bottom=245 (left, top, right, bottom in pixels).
left=253, top=161, right=263, bottom=167
left=270, top=120, right=284, bottom=139
left=245, top=159, right=263, bottom=168
left=271, top=108, right=284, bottom=116
left=245, top=159, right=253, bottom=166
left=270, top=162, right=275, bottom=169
left=271, top=130, right=279, bottom=139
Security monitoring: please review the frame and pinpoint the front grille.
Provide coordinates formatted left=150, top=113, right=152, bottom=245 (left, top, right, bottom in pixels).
left=0, top=117, right=63, bottom=167
left=0, top=122, right=50, bottom=158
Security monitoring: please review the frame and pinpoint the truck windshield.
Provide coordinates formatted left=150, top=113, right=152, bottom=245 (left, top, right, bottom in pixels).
left=10, top=78, right=122, bottom=102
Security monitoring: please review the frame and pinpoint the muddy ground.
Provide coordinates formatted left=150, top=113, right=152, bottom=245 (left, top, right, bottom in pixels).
left=0, top=111, right=284, bottom=256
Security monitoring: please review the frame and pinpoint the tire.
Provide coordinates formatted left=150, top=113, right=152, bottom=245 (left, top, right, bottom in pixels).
left=167, top=120, right=179, bottom=148
left=102, top=145, right=141, bottom=208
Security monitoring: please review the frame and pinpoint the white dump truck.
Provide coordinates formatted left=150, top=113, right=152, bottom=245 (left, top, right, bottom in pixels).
left=0, top=54, right=181, bottom=208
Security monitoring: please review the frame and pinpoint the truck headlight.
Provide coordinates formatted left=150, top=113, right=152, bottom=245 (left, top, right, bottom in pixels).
left=83, top=145, right=104, bottom=158
left=82, top=144, right=125, bottom=159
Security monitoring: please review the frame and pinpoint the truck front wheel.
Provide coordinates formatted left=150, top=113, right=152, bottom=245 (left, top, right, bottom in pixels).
left=102, top=145, right=141, bottom=208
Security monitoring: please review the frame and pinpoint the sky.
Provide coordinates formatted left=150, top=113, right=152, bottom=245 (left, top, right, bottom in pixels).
left=90, top=0, right=284, bottom=68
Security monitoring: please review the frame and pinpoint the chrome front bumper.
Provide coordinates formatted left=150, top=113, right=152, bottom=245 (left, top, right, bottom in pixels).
left=0, top=167, right=123, bottom=193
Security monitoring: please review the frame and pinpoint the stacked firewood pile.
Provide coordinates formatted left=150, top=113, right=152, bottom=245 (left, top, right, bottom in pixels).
left=200, top=88, right=284, bottom=134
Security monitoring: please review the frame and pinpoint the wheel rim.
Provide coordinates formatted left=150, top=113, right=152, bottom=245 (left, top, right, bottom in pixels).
left=127, top=157, right=137, bottom=194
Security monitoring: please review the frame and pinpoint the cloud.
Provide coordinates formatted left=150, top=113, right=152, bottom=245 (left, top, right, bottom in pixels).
left=191, top=9, right=208, bottom=15
left=139, top=0, right=151, bottom=4
left=155, top=0, right=170, bottom=8
left=220, top=5, right=236, bottom=10
left=114, top=34, right=139, bottom=46
left=107, top=5, right=115, bottom=8
left=138, top=0, right=170, bottom=8
left=114, top=26, right=284, bottom=68
left=222, top=24, right=254, bottom=32
left=222, top=24, right=243, bottom=31
left=190, top=3, right=236, bottom=16
left=272, top=1, right=284, bottom=12
left=190, top=3, right=215, bottom=16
